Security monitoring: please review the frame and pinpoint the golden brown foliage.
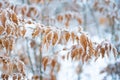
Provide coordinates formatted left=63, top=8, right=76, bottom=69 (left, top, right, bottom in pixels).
left=0, top=1, right=118, bottom=80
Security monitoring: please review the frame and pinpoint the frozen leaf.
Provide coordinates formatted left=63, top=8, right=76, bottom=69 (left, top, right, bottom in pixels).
left=0, top=11, right=6, bottom=26
left=71, top=48, right=79, bottom=60
left=50, top=74, right=56, bottom=80
left=80, top=34, right=88, bottom=52
left=99, top=17, right=107, bottom=24
left=0, top=26, right=4, bottom=35
left=6, top=26, right=11, bottom=35
left=32, top=75, right=40, bottom=80
left=81, top=53, right=86, bottom=63
left=46, top=31, right=53, bottom=44
left=45, top=28, right=51, bottom=35
left=1, top=73, right=9, bottom=80
left=16, top=60, right=25, bottom=76
left=51, top=59, right=56, bottom=69
left=11, top=13, right=18, bottom=24
left=71, top=32, right=75, bottom=43
left=42, top=57, right=48, bottom=71
left=65, top=14, right=71, bottom=20
left=21, top=27, right=26, bottom=37
left=32, top=27, right=40, bottom=38
left=113, top=48, right=118, bottom=59
left=100, top=48, right=105, bottom=58
left=64, top=31, right=70, bottom=42
left=2, top=39, right=9, bottom=52
left=30, top=40, right=36, bottom=48
left=77, top=18, right=82, bottom=24
left=57, top=15, right=63, bottom=22
left=52, top=32, right=58, bottom=45
left=65, top=20, right=69, bottom=28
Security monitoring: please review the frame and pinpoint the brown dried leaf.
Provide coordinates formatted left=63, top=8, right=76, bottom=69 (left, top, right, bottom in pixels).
left=64, top=31, right=70, bottom=42
left=27, top=7, right=37, bottom=18
left=30, top=40, right=36, bottom=48
left=45, top=28, right=51, bottom=35
left=0, top=11, right=6, bottom=26
left=58, top=34, right=63, bottom=44
left=113, top=48, right=118, bottom=59
left=11, top=13, right=18, bottom=24
left=13, top=74, right=17, bottom=80
left=42, top=35, right=46, bottom=45
left=8, top=62, right=14, bottom=74
left=15, top=27, right=21, bottom=37
left=16, top=60, right=25, bottom=76
left=61, top=55, right=65, bottom=60
left=65, top=14, right=71, bottom=20
left=18, top=74, right=22, bottom=80
left=0, top=26, right=4, bottom=35
left=101, top=48, right=105, bottom=58
left=57, top=15, right=63, bottom=22
left=21, top=27, right=26, bottom=37
left=80, top=34, right=88, bottom=52
left=77, top=18, right=82, bottom=24
left=82, top=53, right=86, bottom=63
left=99, top=17, right=107, bottom=24
left=52, top=32, right=58, bottom=45
left=9, top=39, right=13, bottom=51
left=6, top=27, right=11, bottom=35
left=2, top=39, right=9, bottom=52
left=88, top=40, right=94, bottom=56
left=1, top=73, right=9, bottom=80
left=42, top=57, right=48, bottom=71
left=0, top=39, right=3, bottom=49
left=65, top=20, right=69, bottom=28
left=95, top=44, right=101, bottom=57
left=50, top=74, right=56, bottom=80
left=78, top=47, right=83, bottom=56
left=21, top=6, right=27, bottom=16
left=2, top=63, right=8, bottom=72
left=76, top=35, right=79, bottom=44
left=71, top=48, right=79, bottom=60
left=32, top=75, right=40, bottom=80
left=63, top=47, right=68, bottom=50
left=46, top=31, right=53, bottom=43
left=32, top=27, right=40, bottom=38
left=71, top=32, right=75, bottom=43
left=51, top=59, right=56, bottom=69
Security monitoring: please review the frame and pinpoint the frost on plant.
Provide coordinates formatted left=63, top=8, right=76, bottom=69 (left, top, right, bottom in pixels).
left=0, top=0, right=120, bottom=80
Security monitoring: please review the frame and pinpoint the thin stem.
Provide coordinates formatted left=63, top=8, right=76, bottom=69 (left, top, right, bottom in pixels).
left=39, top=44, right=42, bottom=80
left=27, top=0, right=30, bottom=5
left=26, top=38, right=34, bottom=74
left=111, top=21, right=115, bottom=43
left=33, top=46, right=38, bottom=72
left=39, top=34, right=43, bottom=80
left=78, top=75, right=80, bottom=80
left=83, top=4, right=87, bottom=31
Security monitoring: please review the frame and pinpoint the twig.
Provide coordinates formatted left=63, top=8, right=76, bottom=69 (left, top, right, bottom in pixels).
left=26, top=38, right=34, bottom=74
left=33, top=46, right=38, bottom=72
left=39, top=34, right=43, bottom=80
left=82, top=3, right=87, bottom=31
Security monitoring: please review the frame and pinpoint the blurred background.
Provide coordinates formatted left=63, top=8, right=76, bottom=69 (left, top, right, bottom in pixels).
left=0, top=0, right=120, bottom=80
